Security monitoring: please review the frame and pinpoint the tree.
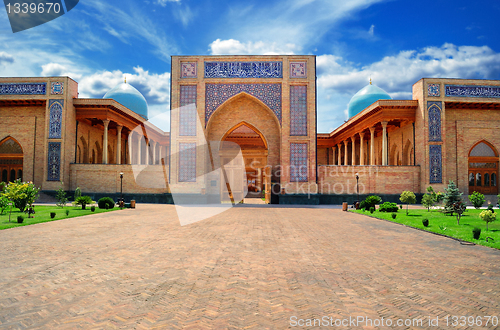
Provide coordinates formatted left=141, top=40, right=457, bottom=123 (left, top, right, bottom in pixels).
left=443, top=180, right=462, bottom=215
left=75, top=195, right=92, bottom=210
left=74, top=187, right=82, bottom=201
left=400, top=191, right=416, bottom=215
left=468, top=191, right=485, bottom=209
left=422, top=193, right=435, bottom=211
left=56, top=183, right=68, bottom=208
left=452, top=201, right=467, bottom=225
left=0, top=195, right=9, bottom=215
left=479, top=210, right=496, bottom=231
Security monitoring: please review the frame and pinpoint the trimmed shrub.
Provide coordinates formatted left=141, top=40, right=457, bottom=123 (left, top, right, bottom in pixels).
left=74, top=187, right=82, bottom=201
left=364, top=195, right=382, bottom=209
left=479, top=210, right=496, bottom=231
left=487, top=204, right=494, bottom=213
left=379, top=202, right=398, bottom=213
left=468, top=191, right=485, bottom=209
left=391, top=213, right=397, bottom=219
left=369, top=207, right=375, bottom=214
left=399, top=205, right=403, bottom=209
left=473, top=227, right=481, bottom=240
left=98, top=197, right=115, bottom=210
left=17, top=215, right=24, bottom=223
left=443, top=180, right=463, bottom=214
left=50, top=212, right=56, bottom=219
left=91, top=206, right=96, bottom=212
left=422, top=218, right=429, bottom=227
left=400, top=191, right=417, bottom=215
left=65, top=209, right=70, bottom=216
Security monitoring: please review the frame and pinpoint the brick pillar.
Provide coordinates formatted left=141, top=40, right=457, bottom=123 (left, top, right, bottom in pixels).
left=382, top=121, right=388, bottom=166
left=359, top=132, right=365, bottom=165
left=102, top=119, right=110, bottom=164
left=116, top=125, right=123, bottom=165
left=369, top=127, right=375, bottom=165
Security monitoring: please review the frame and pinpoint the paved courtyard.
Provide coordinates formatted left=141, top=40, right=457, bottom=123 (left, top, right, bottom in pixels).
left=1, top=204, right=499, bottom=329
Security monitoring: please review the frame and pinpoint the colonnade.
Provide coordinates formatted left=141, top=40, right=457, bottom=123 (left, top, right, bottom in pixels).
left=333, top=121, right=388, bottom=166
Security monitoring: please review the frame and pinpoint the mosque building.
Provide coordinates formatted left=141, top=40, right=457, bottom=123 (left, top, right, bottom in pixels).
left=1, top=55, right=500, bottom=203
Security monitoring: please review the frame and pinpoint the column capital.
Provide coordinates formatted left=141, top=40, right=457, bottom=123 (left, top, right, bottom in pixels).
left=102, top=119, right=110, bottom=127
left=369, top=126, right=376, bottom=134
left=359, top=131, right=365, bottom=139
left=350, top=136, right=356, bottom=142
left=381, top=121, right=388, bottom=128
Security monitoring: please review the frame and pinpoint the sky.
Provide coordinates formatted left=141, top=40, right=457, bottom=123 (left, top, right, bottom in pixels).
left=1, top=0, right=500, bottom=132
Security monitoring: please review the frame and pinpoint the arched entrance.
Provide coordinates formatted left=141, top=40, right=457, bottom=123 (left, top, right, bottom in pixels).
left=468, top=141, right=498, bottom=195
left=0, top=137, right=23, bottom=183
left=221, top=122, right=269, bottom=201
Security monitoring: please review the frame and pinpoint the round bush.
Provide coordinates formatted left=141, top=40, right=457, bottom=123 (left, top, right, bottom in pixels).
left=391, top=213, right=397, bottom=219
left=422, top=218, right=429, bottom=227
left=473, top=227, right=481, bottom=240
left=369, top=207, right=375, bottom=214
left=98, top=197, right=115, bottom=210
left=65, top=209, right=70, bottom=216
left=17, top=215, right=24, bottom=223
left=379, top=202, right=399, bottom=213
left=50, top=212, right=56, bottom=219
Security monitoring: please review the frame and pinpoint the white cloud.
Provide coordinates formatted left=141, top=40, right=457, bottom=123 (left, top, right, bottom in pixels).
left=209, top=39, right=300, bottom=55
left=368, top=24, right=375, bottom=36
left=316, top=43, right=500, bottom=132
left=0, top=52, right=14, bottom=65
left=155, top=0, right=180, bottom=5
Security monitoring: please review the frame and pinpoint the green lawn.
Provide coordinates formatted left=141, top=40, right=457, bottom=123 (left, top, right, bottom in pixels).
left=0, top=205, right=119, bottom=230
left=352, top=207, right=500, bottom=250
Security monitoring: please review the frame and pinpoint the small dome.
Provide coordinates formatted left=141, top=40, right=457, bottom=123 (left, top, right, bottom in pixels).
left=103, top=82, right=148, bottom=119
left=348, top=83, right=392, bottom=118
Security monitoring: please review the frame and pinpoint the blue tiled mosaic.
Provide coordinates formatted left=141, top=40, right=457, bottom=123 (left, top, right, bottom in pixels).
left=290, top=85, right=307, bottom=136
left=47, top=142, right=61, bottom=181
left=179, top=85, right=197, bottom=136
left=427, top=84, right=440, bottom=97
left=51, top=82, right=64, bottom=95
left=179, top=143, right=196, bottom=182
left=429, top=145, right=442, bottom=184
left=181, top=62, right=197, bottom=78
left=428, top=101, right=441, bottom=142
left=0, top=83, right=46, bottom=95
left=205, top=83, right=282, bottom=124
left=290, top=62, right=307, bottom=78
left=445, top=85, right=500, bottom=98
left=205, top=62, right=282, bottom=78
left=290, top=143, right=308, bottom=182
left=49, top=99, right=63, bottom=139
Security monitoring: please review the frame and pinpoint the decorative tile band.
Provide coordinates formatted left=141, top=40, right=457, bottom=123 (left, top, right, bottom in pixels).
left=445, top=85, right=500, bottom=98
left=290, top=85, right=307, bottom=136
left=290, top=62, right=307, bottom=78
left=429, top=145, right=442, bottom=184
left=51, top=82, right=64, bottom=95
left=0, top=83, right=46, bottom=95
left=49, top=99, right=63, bottom=139
left=205, top=83, right=282, bottom=124
left=179, top=85, right=197, bottom=136
left=204, top=61, right=282, bottom=78
left=427, top=83, right=440, bottom=97
left=290, top=143, right=308, bottom=182
left=181, top=62, right=197, bottom=78
left=428, top=101, right=442, bottom=142
left=179, top=143, right=196, bottom=182
left=47, top=142, right=61, bottom=181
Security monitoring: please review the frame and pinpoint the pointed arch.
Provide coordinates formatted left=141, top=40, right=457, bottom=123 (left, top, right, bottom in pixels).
left=206, top=92, right=281, bottom=132
left=469, top=140, right=498, bottom=157
left=468, top=139, right=499, bottom=195
left=0, top=136, right=24, bottom=183
left=220, top=121, right=269, bottom=150
left=403, top=139, right=412, bottom=165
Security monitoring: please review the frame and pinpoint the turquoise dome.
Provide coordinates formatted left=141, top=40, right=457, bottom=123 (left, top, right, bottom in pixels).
left=103, top=82, right=148, bottom=119
left=348, top=84, right=392, bottom=118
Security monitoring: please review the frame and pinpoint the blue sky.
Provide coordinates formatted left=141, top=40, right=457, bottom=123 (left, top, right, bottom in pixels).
left=1, top=0, right=500, bottom=132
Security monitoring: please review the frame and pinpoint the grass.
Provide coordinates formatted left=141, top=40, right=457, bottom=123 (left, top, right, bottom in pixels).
left=0, top=205, right=119, bottom=230
left=353, top=207, right=500, bottom=250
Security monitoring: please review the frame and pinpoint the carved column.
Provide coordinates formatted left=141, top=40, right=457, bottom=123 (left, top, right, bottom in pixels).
left=351, top=136, right=356, bottom=166
left=359, top=132, right=365, bottom=166
left=337, top=144, right=341, bottom=165
left=369, top=126, right=376, bottom=165
left=116, top=125, right=123, bottom=165
left=102, top=119, right=110, bottom=164
left=344, top=140, right=348, bottom=166
left=382, top=121, right=388, bottom=166
left=137, top=134, right=142, bottom=165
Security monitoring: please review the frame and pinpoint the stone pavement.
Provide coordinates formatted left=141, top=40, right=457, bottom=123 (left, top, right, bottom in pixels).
left=0, top=205, right=499, bottom=329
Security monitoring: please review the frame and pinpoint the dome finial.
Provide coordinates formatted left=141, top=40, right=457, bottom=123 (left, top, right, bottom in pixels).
left=369, top=77, right=372, bottom=85
left=124, top=75, right=127, bottom=83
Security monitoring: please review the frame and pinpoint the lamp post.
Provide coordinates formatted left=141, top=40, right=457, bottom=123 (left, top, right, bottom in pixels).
left=355, top=173, right=359, bottom=208
left=119, top=172, right=124, bottom=207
